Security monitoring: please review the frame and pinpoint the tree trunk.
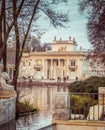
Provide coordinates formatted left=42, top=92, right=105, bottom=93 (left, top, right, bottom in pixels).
left=2, top=0, right=7, bottom=72
left=0, top=0, right=24, bottom=62
left=13, top=0, right=20, bottom=90
left=12, top=0, right=41, bottom=90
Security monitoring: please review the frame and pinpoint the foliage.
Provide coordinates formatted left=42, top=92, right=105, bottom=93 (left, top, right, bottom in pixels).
left=68, top=76, right=105, bottom=93
left=0, top=0, right=70, bottom=89
left=71, top=94, right=98, bottom=117
left=16, top=100, right=37, bottom=114
left=79, top=0, right=105, bottom=63
left=69, top=76, right=104, bottom=116
left=24, top=36, right=52, bottom=52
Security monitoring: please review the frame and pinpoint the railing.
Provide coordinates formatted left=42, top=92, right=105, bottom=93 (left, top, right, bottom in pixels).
left=17, top=81, right=69, bottom=88
left=70, top=93, right=105, bottom=120
left=39, top=123, right=57, bottom=130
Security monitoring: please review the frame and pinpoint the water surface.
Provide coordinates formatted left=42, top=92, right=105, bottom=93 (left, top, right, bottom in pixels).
left=16, top=111, right=52, bottom=130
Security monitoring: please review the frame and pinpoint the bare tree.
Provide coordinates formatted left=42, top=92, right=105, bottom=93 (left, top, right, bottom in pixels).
left=79, top=0, right=105, bottom=63
left=13, top=0, right=69, bottom=89
left=0, top=0, right=24, bottom=70
left=0, top=0, right=70, bottom=89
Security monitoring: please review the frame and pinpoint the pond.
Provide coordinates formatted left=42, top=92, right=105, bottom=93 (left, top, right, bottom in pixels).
left=16, top=111, right=52, bottom=130
left=0, top=111, right=52, bottom=130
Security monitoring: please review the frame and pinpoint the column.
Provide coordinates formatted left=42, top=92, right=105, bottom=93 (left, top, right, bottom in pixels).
left=43, top=87, right=46, bottom=108
left=58, top=59, right=61, bottom=78
left=42, top=59, right=45, bottom=79
left=66, top=59, right=69, bottom=77
left=44, top=87, right=48, bottom=109
left=44, top=59, right=47, bottom=79
left=64, top=59, right=67, bottom=77
left=58, top=59, right=60, bottom=68
left=53, top=60, right=55, bottom=78
left=41, top=87, right=44, bottom=109
left=51, top=59, right=53, bottom=79
left=50, top=87, right=53, bottom=110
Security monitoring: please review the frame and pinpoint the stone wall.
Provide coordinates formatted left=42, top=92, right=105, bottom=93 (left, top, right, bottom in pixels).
left=0, top=96, right=16, bottom=125
left=53, top=120, right=105, bottom=130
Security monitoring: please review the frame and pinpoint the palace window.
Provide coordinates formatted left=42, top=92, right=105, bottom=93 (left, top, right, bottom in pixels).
left=56, top=60, right=58, bottom=66
left=71, top=60, right=76, bottom=66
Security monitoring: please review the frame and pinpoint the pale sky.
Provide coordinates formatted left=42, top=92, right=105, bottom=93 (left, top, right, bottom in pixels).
left=35, top=0, right=91, bottom=50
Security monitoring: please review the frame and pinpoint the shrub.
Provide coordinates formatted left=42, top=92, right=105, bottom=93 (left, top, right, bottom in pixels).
left=70, top=95, right=98, bottom=117
left=16, top=100, right=37, bottom=113
left=68, top=76, right=105, bottom=93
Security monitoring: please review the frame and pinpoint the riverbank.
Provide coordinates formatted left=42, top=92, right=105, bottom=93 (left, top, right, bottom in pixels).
left=16, top=101, right=38, bottom=118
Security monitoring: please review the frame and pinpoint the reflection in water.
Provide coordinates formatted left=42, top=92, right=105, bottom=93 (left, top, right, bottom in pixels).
left=18, top=85, right=68, bottom=111
left=16, top=86, right=60, bottom=130
left=1, top=85, right=66, bottom=130
left=16, top=111, right=52, bottom=130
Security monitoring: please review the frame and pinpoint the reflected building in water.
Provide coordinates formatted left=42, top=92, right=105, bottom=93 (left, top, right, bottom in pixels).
left=18, top=83, right=68, bottom=111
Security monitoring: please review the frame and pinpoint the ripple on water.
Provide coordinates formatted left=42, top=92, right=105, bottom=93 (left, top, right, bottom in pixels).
left=16, top=111, right=52, bottom=130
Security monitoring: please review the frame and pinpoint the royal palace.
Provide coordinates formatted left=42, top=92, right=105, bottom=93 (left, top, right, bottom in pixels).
left=19, top=37, right=89, bottom=81
left=0, top=37, right=105, bottom=81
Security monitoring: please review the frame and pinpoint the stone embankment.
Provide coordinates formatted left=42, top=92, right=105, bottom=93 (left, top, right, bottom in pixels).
left=0, top=90, right=16, bottom=125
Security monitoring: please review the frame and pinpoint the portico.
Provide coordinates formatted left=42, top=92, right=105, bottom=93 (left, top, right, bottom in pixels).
left=19, top=37, right=87, bottom=81
left=44, top=58, right=66, bottom=80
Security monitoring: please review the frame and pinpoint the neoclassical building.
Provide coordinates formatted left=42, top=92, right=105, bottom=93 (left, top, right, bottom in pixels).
left=0, top=37, right=105, bottom=81
left=19, top=37, right=88, bottom=81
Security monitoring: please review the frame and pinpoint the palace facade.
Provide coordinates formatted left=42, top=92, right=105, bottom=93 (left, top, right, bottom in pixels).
left=19, top=37, right=89, bottom=81
left=0, top=37, right=105, bottom=81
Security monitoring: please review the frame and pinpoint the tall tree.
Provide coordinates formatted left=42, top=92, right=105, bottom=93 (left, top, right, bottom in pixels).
left=11, top=0, right=69, bottom=89
left=2, top=0, right=7, bottom=71
left=79, top=0, right=105, bottom=64
left=0, top=0, right=70, bottom=89
left=0, top=0, right=24, bottom=66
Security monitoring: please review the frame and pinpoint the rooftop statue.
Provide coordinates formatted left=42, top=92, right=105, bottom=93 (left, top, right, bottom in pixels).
left=0, top=72, right=14, bottom=90
left=54, top=36, right=56, bottom=41
left=69, top=36, right=71, bottom=40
